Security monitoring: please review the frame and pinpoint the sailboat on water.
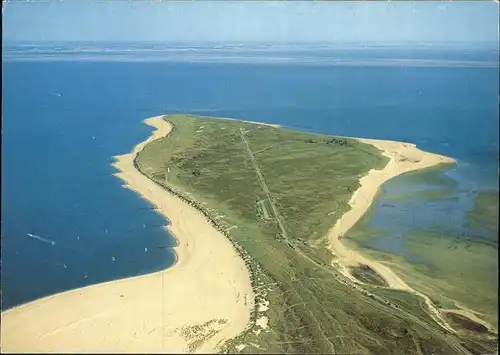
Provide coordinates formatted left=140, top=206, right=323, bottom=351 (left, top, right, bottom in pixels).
left=27, top=233, right=56, bottom=246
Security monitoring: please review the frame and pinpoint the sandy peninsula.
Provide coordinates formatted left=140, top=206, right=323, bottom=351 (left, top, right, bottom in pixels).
left=327, top=137, right=462, bottom=332
left=328, top=137, right=456, bottom=287
left=1, top=116, right=254, bottom=353
left=327, top=138, right=497, bottom=334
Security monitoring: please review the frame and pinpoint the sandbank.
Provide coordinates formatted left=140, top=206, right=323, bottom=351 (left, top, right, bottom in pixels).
left=328, top=138, right=456, bottom=286
left=327, top=137, right=468, bottom=331
left=1, top=116, right=254, bottom=353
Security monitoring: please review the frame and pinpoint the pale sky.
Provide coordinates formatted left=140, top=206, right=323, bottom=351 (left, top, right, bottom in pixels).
left=2, top=1, right=499, bottom=45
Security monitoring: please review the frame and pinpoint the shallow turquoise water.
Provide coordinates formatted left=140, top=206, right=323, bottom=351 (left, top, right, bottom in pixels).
left=350, top=166, right=498, bottom=266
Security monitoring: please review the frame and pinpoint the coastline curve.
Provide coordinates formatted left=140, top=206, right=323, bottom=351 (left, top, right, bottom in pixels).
left=326, top=137, right=496, bottom=333
left=0, top=116, right=255, bottom=353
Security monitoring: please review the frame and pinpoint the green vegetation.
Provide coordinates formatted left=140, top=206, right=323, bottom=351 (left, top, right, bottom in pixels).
left=466, top=190, right=499, bottom=246
left=443, top=313, right=489, bottom=334
left=441, top=313, right=498, bottom=355
left=404, top=231, right=497, bottom=328
left=369, top=288, right=439, bottom=325
left=344, top=172, right=498, bottom=334
left=135, top=114, right=483, bottom=354
left=347, top=229, right=498, bottom=331
left=346, top=187, right=499, bottom=331
left=350, top=265, right=388, bottom=287
left=460, top=336, right=498, bottom=355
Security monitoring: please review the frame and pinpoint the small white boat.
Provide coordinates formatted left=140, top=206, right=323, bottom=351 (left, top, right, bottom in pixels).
left=27, top=232, right=56, bottom=246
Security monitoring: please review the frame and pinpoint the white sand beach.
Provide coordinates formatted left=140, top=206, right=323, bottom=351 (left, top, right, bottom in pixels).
left=328, top=137, right=456, bottom=287
left=1, top=116, right=254, bottom=353
left=4, top=115, right=491, bottom=352
left=327, top=137, right=462, bottom=332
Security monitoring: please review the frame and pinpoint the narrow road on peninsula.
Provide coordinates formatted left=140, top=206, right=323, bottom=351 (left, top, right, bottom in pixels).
left=238, top=126, right=471, bottom=355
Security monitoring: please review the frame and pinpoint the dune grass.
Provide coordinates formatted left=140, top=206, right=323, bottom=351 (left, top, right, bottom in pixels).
left=443, top=313, right=490, bottom=334
left=345, top=226, right=498, bottom=330
left=135, top=114, right=483, bottom=354
left=368, top=287, right=438, bottom=325
left=404, top=231, right=498, bottom=327
left=344, top=187, right=498, bottom=332
left=350, top=265, right=389, bottom=287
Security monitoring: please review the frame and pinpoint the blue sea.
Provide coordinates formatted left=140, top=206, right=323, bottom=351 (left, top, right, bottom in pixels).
left=2, top=43, right=498, bottom=309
